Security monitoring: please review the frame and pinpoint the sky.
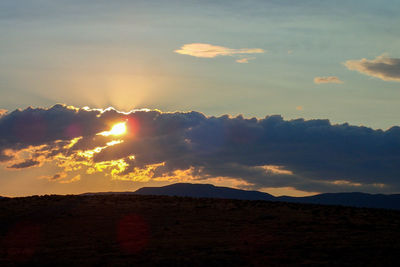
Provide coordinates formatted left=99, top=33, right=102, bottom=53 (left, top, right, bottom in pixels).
left=0, top=1, right=400, bottom=197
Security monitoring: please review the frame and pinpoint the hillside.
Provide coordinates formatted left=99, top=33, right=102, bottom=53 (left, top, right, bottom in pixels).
left=280, top=192, right=400, bottom=210
left=135, top=183, right=274, bottom=201
left=134, top=183, right=400, bottom=210
left=1, top=194, right=400, bottom=266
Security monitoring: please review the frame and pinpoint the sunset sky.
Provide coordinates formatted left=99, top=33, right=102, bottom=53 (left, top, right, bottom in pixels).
left=1, top=1, right=400, bottom=197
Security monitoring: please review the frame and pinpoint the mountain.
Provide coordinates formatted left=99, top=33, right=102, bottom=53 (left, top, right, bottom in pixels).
left=134, top=183, right=400, bottom=210
left=280, top=192, right=400, bottom=210
left=134, top=183, right=275, bottom=201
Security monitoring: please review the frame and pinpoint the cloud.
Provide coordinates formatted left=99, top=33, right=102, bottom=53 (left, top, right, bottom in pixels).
left=0, top=104, right=115, bottom=150
left=59, top=175, right=81, bottom=184
left=175, top=43, right=265, bottom=62
left=40, top=172, right=80, bottom=183
left=0, top=109, right=7, bottom=117
left=8, top=159, right=41, bottom=169
left=345, top=55, right=400, bottom=82
left=0, top=151, right=13, bottom=162
left=236, top=57, right=255, bottom=64
left=41, top=172, right=67, bottom=181
left=314, top=76, right=343, bottom=84
left=1, top=104, right=400, bottom=193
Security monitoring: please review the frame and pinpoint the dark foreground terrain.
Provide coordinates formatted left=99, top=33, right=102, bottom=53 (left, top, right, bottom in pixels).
left=1, top=195, right=400, bottom=266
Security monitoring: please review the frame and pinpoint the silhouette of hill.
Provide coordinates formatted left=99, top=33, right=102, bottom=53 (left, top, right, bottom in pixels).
left=133, top=183, right=400, bottom=210
left=280, top=192, right=400, bottom=210
left=135, top=183, right=275, bottom=201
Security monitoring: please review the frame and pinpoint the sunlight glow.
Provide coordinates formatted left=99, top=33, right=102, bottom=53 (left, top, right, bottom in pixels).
left=99, top=122, right=127, bottom=136
left=109, top=122, right=127, bottom=136
left=106, top=140, right=124, bottom=146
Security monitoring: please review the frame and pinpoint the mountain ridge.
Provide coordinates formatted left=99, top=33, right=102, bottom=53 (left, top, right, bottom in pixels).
left=79, top=183, right=400, bottom=210
left=134, top=183, right=275, bottom=201
left=134, top=183, right=400, bottom=210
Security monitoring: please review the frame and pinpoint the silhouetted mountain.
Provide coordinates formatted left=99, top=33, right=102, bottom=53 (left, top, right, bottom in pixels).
left=280, top=192, right=400, bottom=210
left=134, top=183, right=275, bottom=201
left=133, top=183, right=400, bottom=210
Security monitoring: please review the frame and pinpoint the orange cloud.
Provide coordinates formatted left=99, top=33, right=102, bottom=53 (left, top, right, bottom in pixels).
left=345, top=55, right=400, bottom=82
left=59, top=175, right=81, bottom=184
left=261, top=165, right=293, bottom=175
left=235, top=57, right=255, bottom=64
left=40, top=172, right=68, bottom=181
left=175, top=43, right=265, bottom=62
left=40, top=172, right=80, bottom=184
left=314, top=76, right=343, bottom=84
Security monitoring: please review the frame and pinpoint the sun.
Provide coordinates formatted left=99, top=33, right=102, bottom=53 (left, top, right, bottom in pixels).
left=99, top=122, right=127, bottom=136
left=110, top=122, right=127, bottom=136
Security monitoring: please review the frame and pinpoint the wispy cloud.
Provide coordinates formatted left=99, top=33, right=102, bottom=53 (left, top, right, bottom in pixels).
left=345, top=55, right=400, bottom=82
left=314, top=76, right=343, bottom=84
left=40, top=172, right=80, bottom=184
left=175, top=43, right=265, bottom=62
left=41, top=172, right=68, bottom=181
left=235, top=57, right=255, bottom=64
left=59, top=175, right=81, bottom=184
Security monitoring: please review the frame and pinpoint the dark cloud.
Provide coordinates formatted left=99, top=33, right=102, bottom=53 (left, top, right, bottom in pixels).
left=8, top=159, right=41, bottom=169
left=0, top=152, right=13, bottom=162
left=0, top=104, right=118, bottom=151
left=51, top=173, right=63, bottom=180
left=40, top=172, right=71, bottom=182
left=1, top=104, right=400, bottom=193
left=345, top=55, right=400, bottom=82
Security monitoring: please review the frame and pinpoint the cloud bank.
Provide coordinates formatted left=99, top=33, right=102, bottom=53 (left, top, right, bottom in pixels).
left=175, top=43, right=265, bottom=62
left=314, top=76, right=343, bottom=84
left=345, top=55, right=400, bottom=82
left=1, top=104, right=400, bottom=193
